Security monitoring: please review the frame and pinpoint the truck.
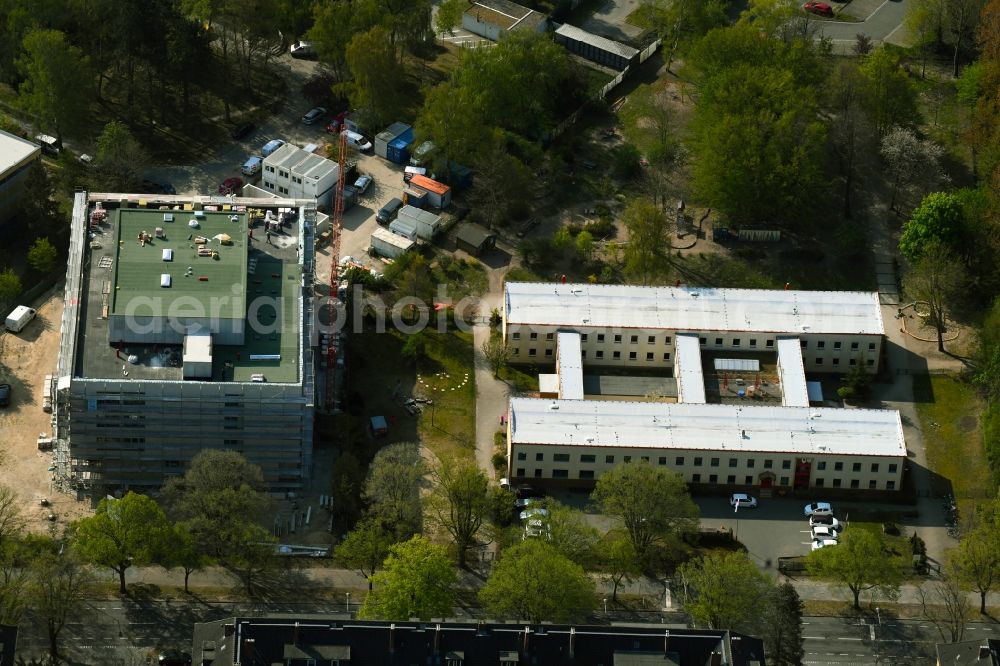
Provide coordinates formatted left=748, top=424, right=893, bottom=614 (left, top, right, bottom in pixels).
left=5, top=305, right=37, bottom=333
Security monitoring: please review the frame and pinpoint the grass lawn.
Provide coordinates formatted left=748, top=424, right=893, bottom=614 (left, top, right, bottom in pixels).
left=917, top=374, right=993, bottom=513
left=499, top=363, right=540, bottom=393
left=414, top=328, right=477, bottom=463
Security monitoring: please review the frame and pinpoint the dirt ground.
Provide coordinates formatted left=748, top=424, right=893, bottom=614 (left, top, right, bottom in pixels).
left=0, top=288, right=91, bottom=534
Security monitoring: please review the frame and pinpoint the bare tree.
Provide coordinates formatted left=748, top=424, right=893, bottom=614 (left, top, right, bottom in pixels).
left=917, top=573, right=970, bottom=643
left=947, top=0, right=987, bottom=76
left=827, top=62, right=875, bottom=218
left=880, top=126, right=948, bottom=213
left=0, top=486, right=24, bottom=549
left=902, top=240, right=967, bottom=352
left=481, top=333, right=512, bottom=378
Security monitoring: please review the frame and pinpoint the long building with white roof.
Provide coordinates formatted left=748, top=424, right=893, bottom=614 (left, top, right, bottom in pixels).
left=503, top=282, right=884, bottom=374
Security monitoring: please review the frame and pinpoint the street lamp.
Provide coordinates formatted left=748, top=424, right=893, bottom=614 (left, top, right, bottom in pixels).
left=346, top=592, right=351, bottom=613
left=603, top=598, right=608, bottom=614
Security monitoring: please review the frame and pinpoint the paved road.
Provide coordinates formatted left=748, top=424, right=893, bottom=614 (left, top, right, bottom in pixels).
left=815, top=0, right=911, bottom=46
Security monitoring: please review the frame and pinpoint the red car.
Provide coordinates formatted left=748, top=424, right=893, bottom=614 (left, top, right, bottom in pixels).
left=803, top=1, right=833, bottom=16
left=218, top=177, right=243, bottom=195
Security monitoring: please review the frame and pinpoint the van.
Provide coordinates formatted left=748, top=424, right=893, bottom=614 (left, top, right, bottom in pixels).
left=403, top=166, right=426, bottom=183
left=345, top=131, right=372, bottom=152
left=376, top=198, right=403, bottom=225
left=34, top=134, right=60, bottom=157
left=261, top=139, right=285, bottom=158
left=5, top=305, right=37, bottom=333
left=241, top=156, right=262, bottom=176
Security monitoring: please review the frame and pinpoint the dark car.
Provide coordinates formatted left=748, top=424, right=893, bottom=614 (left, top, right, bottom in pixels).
left=301, top=106, right=327, bottom=125
left=158, top=650, right=192, bottom=666
left=139, top=179, right=175, bottom=195
left=0, top=384, right=10, bottom=408
left=515, top=484, right=545, bottom=500
left=230, top=122, right=256, bottom=140
left=218, top=177, right=244, bottom=195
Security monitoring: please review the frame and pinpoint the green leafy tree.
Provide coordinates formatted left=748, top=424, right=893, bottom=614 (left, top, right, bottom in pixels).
left=953, top=523, right=1000, bottom=613
left=341, top=26, right=403, bottom=131
left=224, top=522, right=278, bottom=596
left=363, top=442, right=426, bottom=539
left=597, top=533, right=641, bottom=602
left=0, top=485, right=25, bottom=552
left=25, top=546, right=92, bottom=665
left=330, top=452, right=365, bottom=534
left=360, top=536, right=457, bottom=620
left=17, top=28, right=91, bottom=142
left=622, top=199, right=672, bottom=285
left=435, top=0, right=467, bottom=34
left=335, top=518, right=395, bottom=591
left=27, top=237, right=57, bottom=274
left=678, top=551, right=773, bottom=630
left=761, top=582, right=805, bottom=666
left=636, top=0, right=727, bottom=71
left=0, top=267, right=22, bottom=306
left=93, top=120, right=149, bottom=192
left=807, top=528, right=902, bottom=609
left=591, top=462, right=699, bottom=560
left=902, top=239, right=967, bottom=352
left=860, top=48, right=918, bottom=139
left=545, top=501, right=600, bottom=567
left=899, top=192, right=966, bottom=261
left=481, top=333, right=513, bottom=379
left=162, top=522, right=207, bottom=594
left=73, top=491, right=171, bottom=595
left=575, top=229, right=595, bottom=263
left=426, top=458, right=491, bottom=568
left=837, top=362, right=873, bottom=402
left=479, top=539, right=596, bottom=623
left=467, top=144, right=532, bottom=228
left=416, top=82, right=487, bottom=174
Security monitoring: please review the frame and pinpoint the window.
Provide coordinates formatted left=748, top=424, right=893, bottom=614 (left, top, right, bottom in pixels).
left=692, top=473, right=701, bottom=482
left=715, top=337, right=723, bottom=346
left=553, top=469, right=569, bottom=479
left=646, top=352, right=654, bottom=361
left=888, top=463, right=898, bottom=473
left=663, top=353, right=671, bottom=361
left=710, top=457, right=720, bottom=467
left=534, top=469, right=542, bottom=478
left=834, top=341, right=842, bottom=350
left=596, top=350, right=604, bottom=359
left=727, top=475, right=736, bottom=484
left=530, top=332, right=538, bottom=340
left=852, top=462, right=861, bottom=472
left=868, top=342, right=876, bottom=351
left=709, top=474, right=718, bottom=484
left=833, top=478, right=842, bottom=488
left=781, top=460, right=791, bottom=470
left=545, top=349, right=553, bottom=357
left=766, top=339, right=774, bottom=348
left=849, top=358, right=857, bottom=366
left=606, top=455, right=615, bottom=464
left=536, top=453, right=544, bottom=461
left=676, top=456, right=685, bottom=465
left=850, top=479, right=860, bottom=489
left=764, top=460, right=773, bottom=469
left=529, top=348, right=537, bottom=357
left=832, top=358, right=840, bottom=366
left=732, top=339, right=741, bottom=347
left=745, top=476, right=753, bottom=484
left=815, top=477, right=825, bottom=487
left=623, top=456, right=632, bottom=463
left=746, top=459, right=755, bottom=468
left=597, top=334, right=606, bottom=342
left=658, top=457, right=667, bottom=465
left=869, top=480, right=877, bottom=489
left=815, top=358, right=824, bottom=366
left=581, top=350, right=587, bottom=359
left=579, top=470, right=595, bottom=480
left=834, top=462, right=843, bottom=471
left=851, top=342, right=859, bottom=350
left=801, top=340, right=808, bottom=349
left=817, top=340, right=826, bottom=349
left=512, top=348, right=520, bottom=356
left=614, top=334, right=622, bottom=344
left=780, top=476, right=790, bottom=486
left=517, top=452, right=526, bottom=461
left=512, top=332, right=521, bottom=340
left=629, top=351, right=637, bottom=360
left=728, top=458, right=737, bottom=468
left=699, top=337, right=707, bottom=345
left=581, top=334, right=588, bottom=342
left=641, top=456, right=650, bottom=463
left=613, top=351, right=621, bottom=360
left=648, top=335, right=656, bottom=344
left=694, top=457, right=703, bottom=466
left=553, top=453, right=570, bottom=462
left=817, top=461, right=826, bottom=471
left=630, top=335, right=638, bottom=344
left=887, top=480, right=896, bottom=490
left=749, top=339, right=757, bottom=348
left=867, top=359, right=875, bottom=367
left=516, top=468, right=525, bottom=476
left=546, top=332, right=554, bottom=341
left=581, top=454, right=596, bottom=463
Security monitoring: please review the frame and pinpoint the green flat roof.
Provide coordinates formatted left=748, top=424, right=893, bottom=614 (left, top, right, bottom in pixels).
left=110, top=208, right=248, bottom=320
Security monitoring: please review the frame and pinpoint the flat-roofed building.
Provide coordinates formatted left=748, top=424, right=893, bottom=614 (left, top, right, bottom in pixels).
left=261, top=143, right=339, bottom=207
left=776, top=337, right=810, bottom=407
left=462, top=0, right=548, bottom=41
left=674, top=333, right=706, bottom=404
left=553, top=23, right=639, bottom=71
left=507, top=397, right=906, bottom=492
left=54, top=191, right=317, bottom=494
left=503, top=282, right=884, bottom=374
left=0, top=129, right=41, bottom=226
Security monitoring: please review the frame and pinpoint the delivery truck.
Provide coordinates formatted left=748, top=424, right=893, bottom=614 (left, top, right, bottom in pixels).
left=5, top=305, right=36, bottom=333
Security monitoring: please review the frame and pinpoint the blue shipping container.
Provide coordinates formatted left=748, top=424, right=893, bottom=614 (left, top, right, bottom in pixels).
left=396, top=127, right=414, bottom=145
left=386, top=138, right=411, bottom=165
left=403, top=189, right=427, bottom=208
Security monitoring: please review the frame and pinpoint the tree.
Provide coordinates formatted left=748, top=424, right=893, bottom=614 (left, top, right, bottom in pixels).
left=760, top=582, right=805, bottom=666
left=860, top=48, right=917, bottom=139
left=0, top=267, right=21, bottom=306
left=162, top=522, right=207, bottom=594
left=467, top=145, right=532, bottom=229
left=359, top=536, right=456, bottom=620
left=435, top=0, right=467, bottom=34
left=575, top=229, right=595, bottom=264
left=363, top=442, right=426, bottom=539
left=73, top=491, right=170, bottom=595
left=27, top=237, right=57, bottom=274
left=0, top=486, right=25, bottom=552
left=25, top=547, right=92, bottom=665
left=591, top=462, right=699, bottom=560
left=837, top=362, right=873, bottom=402
left=596, top=533, right=640, bottom=602
left=899, top=192, right=966, bottom=261
left=224, top=522, right=278, bottom=596
left=638, top=0, right=728, bottom=71
left=807, top=528, right=902, bottom=609
left=341, top=26, right=403, bottom=131
left=426, top=458, right=490, bottom=568
left=335, top=518, right=394, bottom=591
left=622, top=199, right=672, bottom=285
left=953, top=525, right=1000, bottom=613
left=880, top=126, right=948, bottom=213
left=903, top=240, right=967, bottom=352
left=93, top=120, right=149, bottom=192
left=330, top=452, right=365, bottom=534
left=917, top=570, right=970, bottom=643
left=479, top=539, right=596, bottom=623
left=826, top=61, right=875, bottom=218
left=17, top=29, right=91, bottom=142
left=677, top=552, right=773, bottom=631
left=546, top=501, right=600, bottom=567
left=481, top=333, right=512, bottom=378
left=947, top=0, right=987, bottom=77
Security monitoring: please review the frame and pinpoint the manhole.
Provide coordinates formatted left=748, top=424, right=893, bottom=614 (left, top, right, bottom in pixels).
left=960, top=415, right=977, bottom=433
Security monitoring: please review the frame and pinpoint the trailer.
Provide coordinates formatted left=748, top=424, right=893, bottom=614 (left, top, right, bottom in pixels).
left=407, top=174, right=452, bottom=209
left=397, top=205, right=441, bottom=241
left=371, top=227, right=415, bottom=259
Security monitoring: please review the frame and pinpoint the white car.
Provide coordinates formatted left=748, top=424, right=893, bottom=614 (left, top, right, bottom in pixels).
left=289, top=41, right=315, bottom=58
left=811, top=525, right=839, bottom=541
left=514, top=497, right=537, bottom=510
left=804, top=502, right=833, bottom=517
left=519, top=507, right=549, bottom=521
left=809, top=515, right=841, bottom=529
left=730, top=493, right=758, bottom=509
left=811, top=538, right=838, bottom=551
left=354, top=174, right=372, bottom=194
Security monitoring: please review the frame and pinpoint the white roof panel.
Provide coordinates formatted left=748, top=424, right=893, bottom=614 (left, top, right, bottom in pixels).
left=0, top=129, right=40, bottom=175
left=557, top=331, right=584, bottom=400
left=509, top=398, right=906, bottom=458
left=504, top=283, right=884, bottom=336
left=714, top=358, right=759, bottom=372
left=674, top=334, right=705, bottom=404
left=777, top=337, right=809, bottom=407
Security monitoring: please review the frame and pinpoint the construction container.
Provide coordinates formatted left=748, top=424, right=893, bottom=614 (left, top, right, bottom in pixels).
left=397, top=205, right=441, bottom=241
left=371, top=227, right=415, bottom=259
left=386, top=137, right=411, bottom=165
left=402, top=189, right=427, bottom=209
left=374, top=122, right=412, bottom=159
left=389, top=218, right=418, bottom=241
left=407, top=174, right=451, bottom=209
